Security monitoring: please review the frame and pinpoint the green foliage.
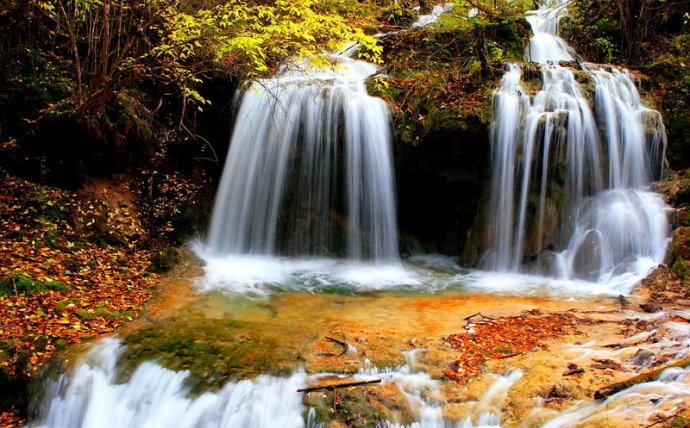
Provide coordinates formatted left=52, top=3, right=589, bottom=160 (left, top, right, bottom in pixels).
left=559, top=1, right=622, bottom=63
left=561, top=0, right=687, bottom=64
left=375, top=0, right=530, bottom=145
left=0, top=0, right=381, bottom=155
left=593, top=37, right=615, bottom=63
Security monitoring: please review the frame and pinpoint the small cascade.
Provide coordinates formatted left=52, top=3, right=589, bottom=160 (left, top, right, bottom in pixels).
left=206, top=53, right=398, bottom=262
left=536, top=316, right=690, bottom=426
left=362, top=361, right=522, bottom=428
left=540, top=366, right=690, bottom=428
left=33, top=340, right=523, bottom=428
left=412, top=4, right=454, bottom=28
left=31, top=338, right=307, bottom=428
left=458, top=370, right=524, bottom=428
left=482, top=0, right=669, bottom=285
left=525, top=0, right=574, bottom=63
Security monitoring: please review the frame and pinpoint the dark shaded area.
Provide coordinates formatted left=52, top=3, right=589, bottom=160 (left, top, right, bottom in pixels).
left=396, top=115, right=489, bottom=255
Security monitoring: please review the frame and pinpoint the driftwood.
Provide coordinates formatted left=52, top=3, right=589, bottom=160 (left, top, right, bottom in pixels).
left=297, top=378, right=381, bottom=393
left=594, top=358, right=690, bottom=399
left=644, top=408, right=686, bottom=427
left=325, top=336, right=351, bottom=357
left=463, top=312, right=497, bottom=330
left=563, top=367, right=585, bottom=376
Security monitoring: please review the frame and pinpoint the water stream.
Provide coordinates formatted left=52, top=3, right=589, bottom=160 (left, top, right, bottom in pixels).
left=32, top=337, right=523, bottom=428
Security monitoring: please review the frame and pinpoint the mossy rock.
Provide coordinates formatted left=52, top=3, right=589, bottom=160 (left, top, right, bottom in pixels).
left=119, top=318, right=295, bottom=393
left=671, top=177, right=690, bottom=207
left=170, top=195, right=213, bottom=243
left=149, top=247, right=182, bottom=274
left=303, top=382, right=414, bottom=427
left=74, top=305, right=134, bottom=321
left=0, top=274, right=69, bottom=296
left=672, top=227, right=690, bottom=262
left=54, top=298, right=78, bottom=314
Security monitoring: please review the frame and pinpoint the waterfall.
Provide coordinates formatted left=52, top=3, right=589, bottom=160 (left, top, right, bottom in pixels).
left=206, top=54, right=398, bottom=262
left=482, top=0, right=669, bottom=283
left=525, top=0, right=575, bottom=63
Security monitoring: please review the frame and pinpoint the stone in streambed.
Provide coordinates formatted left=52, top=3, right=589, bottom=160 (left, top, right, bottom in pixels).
left=627, top=349, right=655, bottom=367
left=639, top=302, right=663, bottom=313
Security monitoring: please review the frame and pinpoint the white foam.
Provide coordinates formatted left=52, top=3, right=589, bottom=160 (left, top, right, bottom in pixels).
left=461, top=270, right=646, bottom=297
left=194, top=242, right=425, bottom=295
left=412, top=4, right=454, bottom=28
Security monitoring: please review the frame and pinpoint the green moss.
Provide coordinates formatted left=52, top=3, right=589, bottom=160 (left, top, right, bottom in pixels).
left=45, top=281, right=69, bottom=293
left=54, top=298, right=78, bottom=314
left=74, top=306, right=134, bottom=321
left=303, top=388, right=391, bottom=428
left=149, top=247, right=182, bottom=274
left=119, top=318, right=295, bottom=393
left=671, top=416, right=690, bottom=428
left=0, top=274, right=69, bottom=296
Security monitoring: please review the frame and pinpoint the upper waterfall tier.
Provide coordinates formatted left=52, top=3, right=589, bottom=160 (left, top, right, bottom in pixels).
left=207, top=55, right=399, bottom=261
left=525, top=0, right=575, bottom=63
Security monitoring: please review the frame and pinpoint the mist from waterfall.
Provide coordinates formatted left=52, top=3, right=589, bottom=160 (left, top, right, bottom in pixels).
left=206, top=54, right=398, bottom=262
left=482, top=0, right=669, bottom=283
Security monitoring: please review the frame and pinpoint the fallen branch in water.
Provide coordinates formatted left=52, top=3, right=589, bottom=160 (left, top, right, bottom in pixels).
left=325, top=336, right=351, bottom=357
left=463, top=312, right=497, bottom=330
left=498, top=352, right=525, bottom=360
left=594, top=358, right=690, bottom=399
left=644, top=408, right=687, bottom=427
left=297, top=379, right=381, bottom=393
left=563, top=363, right=585, bottom=376
left=603, top=338, right=650, bottom=349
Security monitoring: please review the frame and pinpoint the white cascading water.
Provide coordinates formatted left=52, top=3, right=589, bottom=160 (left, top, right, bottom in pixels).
left=525, top=0, right=575, bottom=63
left=482, top=0, right=669, bottom=286
left=206, top=54, right=398, bottom=262
left=31, top=338, right=308, bottom=428
left=412, top=4, right=454, bottom=28
left=32, top=341, right=521, bottom=428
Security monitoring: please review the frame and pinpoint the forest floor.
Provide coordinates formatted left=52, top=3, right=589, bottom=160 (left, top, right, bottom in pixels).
left=0, top=172, right=166, bottom=427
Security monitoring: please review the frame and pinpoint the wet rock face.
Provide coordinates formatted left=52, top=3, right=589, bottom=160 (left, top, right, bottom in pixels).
left=396, top=117, right=490, bottom=255
left=524, top=248, right=559, bottom=277
left=657, top=170, right=690, bottom=284
left=570, top=230, right=604, bottom=281
left=627, top=349, right=655, bottom=367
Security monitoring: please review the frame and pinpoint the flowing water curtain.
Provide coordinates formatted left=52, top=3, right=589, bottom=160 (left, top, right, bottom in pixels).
left=207, top=57, right=399, bottom=261
left=482, top=0, right=669, bottom=281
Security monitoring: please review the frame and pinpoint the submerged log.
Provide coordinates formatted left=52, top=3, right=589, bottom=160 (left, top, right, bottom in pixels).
left=594, top=358, right=690, bottom=399
left=297, top=378, right=382, bottom=393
